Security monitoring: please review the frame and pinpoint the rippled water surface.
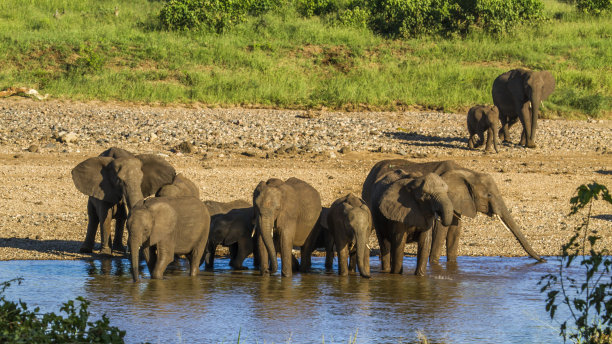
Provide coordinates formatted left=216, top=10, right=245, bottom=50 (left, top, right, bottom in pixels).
left=0, top=257, right=570, bottom=343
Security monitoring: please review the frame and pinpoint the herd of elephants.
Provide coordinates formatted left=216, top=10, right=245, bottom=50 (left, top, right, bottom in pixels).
left=71, top=68, right=553, bottom=281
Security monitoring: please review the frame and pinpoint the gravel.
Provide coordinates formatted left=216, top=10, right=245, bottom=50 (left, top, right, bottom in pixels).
left=0, top=98, right=610, bottom=261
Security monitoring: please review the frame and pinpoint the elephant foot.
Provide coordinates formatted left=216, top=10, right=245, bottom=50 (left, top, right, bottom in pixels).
left=99, top=247, right=112, bottom=256
left=232, top=265, right=248, bottom=270
left=79, top=246, right=93, bottom=254
left=112, top=244, right=126, bottom=253
left=526, top=142, right=536, bottom=149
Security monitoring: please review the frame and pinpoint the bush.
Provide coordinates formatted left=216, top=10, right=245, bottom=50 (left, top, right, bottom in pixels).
left=0, top=278, right=125, bottom=343
left=539, top=183, right=612, bottom=344
left=159, top=0, right=283, bottom=32
left=347, top=0, right=544, bottom=37
left=296, top=0, right=340, bottom=17
left=576, top=0, right=612, bottom=14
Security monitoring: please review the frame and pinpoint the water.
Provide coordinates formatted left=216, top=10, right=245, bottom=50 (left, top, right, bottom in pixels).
left=0, top=256, right=572, bottom=343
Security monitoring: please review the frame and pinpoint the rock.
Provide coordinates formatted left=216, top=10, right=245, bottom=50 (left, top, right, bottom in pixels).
left=339, top=146, right=351, bottom=154
left=27, top=145, right=39, bottom=153
left=175, top=141, right=194, bottom=154
left=58, top=132, right=78, bottom=144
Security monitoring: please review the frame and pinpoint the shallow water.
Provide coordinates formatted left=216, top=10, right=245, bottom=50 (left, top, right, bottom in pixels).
left=0, top=256, right=573, bottom=343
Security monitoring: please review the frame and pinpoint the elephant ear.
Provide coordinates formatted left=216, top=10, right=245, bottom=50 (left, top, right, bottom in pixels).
left=71, top=156, right=121, bottom=203
left=439, top=170, right=478, bottom=218
left=378, top=177, right=418, bottom=225
left=148, top=201, right=177, bottom=246
left=136, top=154, right=176, bottom=197
left=540, top=71, right=556, bottom=100
left=319, top=207, right=330, bottom=229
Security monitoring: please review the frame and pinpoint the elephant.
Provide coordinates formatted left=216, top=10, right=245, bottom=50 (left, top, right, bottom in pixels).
left=363, top=159, right=544, bottom=267
left=156, top=174, right=200, bottom=198
left=127, top=196, right=210, bottom=281
left=202, top=199, right=259, bottom=270
left=253, top=177, right=322, bottom=277
left=71, top=147, right=176, bottom=255
left=326, top=193, right=373, bottom=278
left=467, top=105, right=501, bottom=153
left=363, top=168, right=454, bottom=276
left=492, top=69, right=556, bottom=148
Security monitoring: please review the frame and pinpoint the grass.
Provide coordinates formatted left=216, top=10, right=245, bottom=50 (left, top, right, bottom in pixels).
left=0, top=0, right=610, bottom=118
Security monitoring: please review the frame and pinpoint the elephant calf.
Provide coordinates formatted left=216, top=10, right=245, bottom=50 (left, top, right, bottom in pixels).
left=327, top=194, right=373, bottom=278
left=127, top=196, right=210, bottom=281
left=467, top=105, right=501, bottom=153
left=203, top=199, right=258, bottom=270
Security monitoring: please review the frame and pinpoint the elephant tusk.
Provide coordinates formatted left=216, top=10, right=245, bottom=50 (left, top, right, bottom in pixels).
left=495, top=214, right=512, bottom=234
left=251, top=227, right=255, bottom=238
left=366, top=244, right=371, bottom=250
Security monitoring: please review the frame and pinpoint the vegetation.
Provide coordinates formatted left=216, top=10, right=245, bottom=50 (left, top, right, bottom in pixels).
left=0, top=0, right=610, bottom=117
left=540, top=183, right=612, bottom=344
left=0, top=278, right=125, bottom=343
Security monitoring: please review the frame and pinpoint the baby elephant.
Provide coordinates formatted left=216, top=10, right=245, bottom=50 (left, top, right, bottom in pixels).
left=203, top=200, right=257, bottom=270
left=127, top=197, right=210, bottom=281
left=155, top=174, right=200, bottom=198
left=327, top=193, right=373, bottom=278
left=467, top=105, right=501, bottom=153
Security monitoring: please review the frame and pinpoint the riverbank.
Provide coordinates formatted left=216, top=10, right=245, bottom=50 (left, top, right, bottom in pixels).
left=0, top=99, right=611, bottom=261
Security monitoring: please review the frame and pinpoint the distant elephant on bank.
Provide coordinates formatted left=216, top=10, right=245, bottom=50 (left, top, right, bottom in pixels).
left=492, top=69, right=555, bottom=148
left=71, top=147, right=176, bottom=254
left=127, top=196, right=210, bottom=281
left=156, top=174, right=200, bottom=198
left=467, top=105, right=501, bottom=153
left=363, top=159, right=544, bottom=267
left=253, top=177, right=322, bottom=277
left=363, top=168, right=454, bottom=276
left=203, top=199, right=259, bottom=270
left=327, top=193, right=373, bottom=278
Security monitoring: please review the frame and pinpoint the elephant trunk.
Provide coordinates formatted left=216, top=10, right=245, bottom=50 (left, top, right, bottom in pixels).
left=354, top=229, right=371, bottom=278
left=433, top=194, right=454, bottom=227
left=124, top=184, right=145, bottom=210
left=496, top=201, right=544, bottom=262
left=528, top=90, right=541, bottom=148
left=258, top=215, right=277, bottom=274
left=129, top=233, right=141, bottom=282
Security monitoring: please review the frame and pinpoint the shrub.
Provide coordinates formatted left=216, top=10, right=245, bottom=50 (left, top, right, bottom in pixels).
left=159, top=0, right=283, bottom=32
left=576, top=0, right=612, bottom=14
left=0, top=278, right=125, bottom=343
left=296, top=0, right=340, bottom=17
left=539, top=183, right=612, bottom=344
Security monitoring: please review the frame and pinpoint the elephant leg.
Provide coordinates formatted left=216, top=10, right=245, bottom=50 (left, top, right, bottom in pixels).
left=375, top=229, right=391, bottom=272
left=280, top=232, right=294, bottom=277
left=337, top=242, right=349, bottom=276
left=518, top=102, right=531, bottom=147
left=430, top=221, right=448, bottom=265
left=348, top=250, right=357, bottom=272
left=415, top=229, right=432, bottom=276
left=390, top=227, right=407, bottom=274
left=485, top=128, right=494, bottom=152
left=188, top=241, right=206, bottom=277
left=299, top=232, right=317, bottom=274
left=231, top=241, right=250, bottom=270
left=204, top=243, right=216, bottom=270
left=80, top=199, right=99, bottom=253
left=151, top=245, right=173, bottom=279
left=112, top=204, right=127, bottom=253
left=96, top=204, right=113, bottom=255
left=446, top=217, right=462, bottom=263
left=143, top=246, right=156, bottom=276
left=475, top=132, right=484, bottom=147
left=324, top=241, right=334, bottom=272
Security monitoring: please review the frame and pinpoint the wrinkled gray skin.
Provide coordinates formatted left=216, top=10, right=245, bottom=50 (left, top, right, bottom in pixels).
left=127, top=196, right=210, bottom=281
left=363, top=167, right=454, bottom=276
left=71, top=147, right=176, bottom=255
left=492, top=69, right=555, bottom=148
left=156, top=174, right=200, bottom=198
left=253, top=177, right=322, bottom=277
left=363, top=159, right=544, bottom=267
left=467, top=105, right=501, bottom=153
left=203, top=199, right=259, bottom=270
left=327, top=194, right=373, bottom=278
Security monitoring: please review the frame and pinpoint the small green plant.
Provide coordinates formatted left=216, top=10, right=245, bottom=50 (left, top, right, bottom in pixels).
left=0, top=278, right=126, bottom=343
left=66, top=44, right=106, bottom=76
left=539, top=183, right=612, bottom=344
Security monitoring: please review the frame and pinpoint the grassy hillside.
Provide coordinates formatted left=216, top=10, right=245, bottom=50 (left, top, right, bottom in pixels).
left=0, top=0, right=610, bottom=118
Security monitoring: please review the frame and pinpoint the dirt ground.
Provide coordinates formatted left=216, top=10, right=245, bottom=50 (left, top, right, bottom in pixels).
left=0, top=99, right=610, bottom=262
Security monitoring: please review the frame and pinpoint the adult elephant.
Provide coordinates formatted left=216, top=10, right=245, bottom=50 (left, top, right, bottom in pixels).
left=492, top=68, right=555, bottom=148
left=363, top=159, right=544, bottom=266
left=363, top=168, right=454, bottom=276
left=71, top=147, right=176, bottom=255
left=253, top=177, right=322, bottom=277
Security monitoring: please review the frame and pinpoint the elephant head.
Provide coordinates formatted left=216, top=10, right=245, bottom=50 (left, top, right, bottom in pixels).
left=252, top=178, right=287, bottom=274
left=377, top=171, right=454, bottom=230
left=155, top=173, right=200, bottom=198
left=72, top=152, right=176, bottom=209
left=440, top=168, right=543, bottom=261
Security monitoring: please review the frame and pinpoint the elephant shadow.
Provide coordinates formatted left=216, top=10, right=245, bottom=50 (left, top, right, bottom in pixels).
left=0, top=238, right=115, bottom=259
left=593, top=214, right=612, bottom=222
left=384, top=131, right=471, bottom=150
left=596, top=170, right=612, bottom=176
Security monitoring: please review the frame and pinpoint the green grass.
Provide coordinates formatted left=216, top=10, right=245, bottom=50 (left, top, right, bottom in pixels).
left=0, top=0, right=610, bottom=118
